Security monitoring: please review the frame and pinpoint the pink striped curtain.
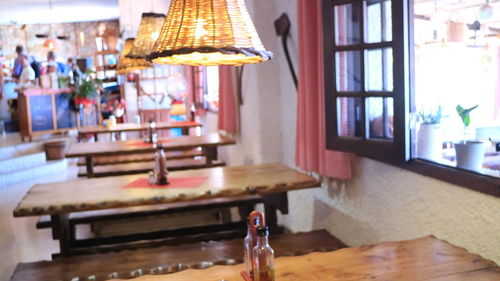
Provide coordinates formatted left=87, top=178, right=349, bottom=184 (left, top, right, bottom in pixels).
left=218, top=66, right=239, bottom=133
left=295, top=0, right=352, bottom=179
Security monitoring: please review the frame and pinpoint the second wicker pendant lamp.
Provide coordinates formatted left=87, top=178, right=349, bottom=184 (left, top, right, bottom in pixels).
left=127, top=12, right=166, bottom=59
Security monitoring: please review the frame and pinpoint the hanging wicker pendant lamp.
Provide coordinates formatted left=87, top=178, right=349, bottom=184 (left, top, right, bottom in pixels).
left=117, top=38, right=152, bottom=74
left=148, top=0, right=273, bottom=66
left=126, top=13, right=166, bottom=59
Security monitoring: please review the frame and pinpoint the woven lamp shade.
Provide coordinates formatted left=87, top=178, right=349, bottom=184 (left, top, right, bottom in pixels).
left=148, top=0, right=273, bottom=66
left=117, top=38, right=152, bottom=74
left=126, top=13, right=166, bottom=59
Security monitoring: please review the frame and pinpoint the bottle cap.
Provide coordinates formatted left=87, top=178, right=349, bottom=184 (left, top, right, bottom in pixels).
left=246, top=215, right=260, bottom=226
left=256, top=226, right=269, bottom=237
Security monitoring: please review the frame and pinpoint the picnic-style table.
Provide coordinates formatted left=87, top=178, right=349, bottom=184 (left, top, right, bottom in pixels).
left=78, top=121, right=202, bottom=141
left=114, top=236, right=500, bottom=281
left=66, top=133, right=236, bottom=178
left=13, top=163, right=321, bottom=257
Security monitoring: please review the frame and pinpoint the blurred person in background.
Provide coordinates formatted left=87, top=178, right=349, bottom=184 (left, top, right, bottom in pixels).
left=13, top=45, right=41, bottom=80
left=18, top=55, right=35, bottom=88
left=47, top=51, right=68, bottom=75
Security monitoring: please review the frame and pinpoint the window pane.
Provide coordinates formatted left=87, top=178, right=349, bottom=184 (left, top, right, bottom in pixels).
left=335, top=2, right=362, bottom=46
left=365, top=48, right=393, bottom=92
left=413, top=0, right=500, bottom=178
left=336, top=51, right=362, bottom=92
left=367, top=97, right=394, bottom=140
left=365, top=0, right=392, bottom=43
left=337, top=97, right=362, bottom=138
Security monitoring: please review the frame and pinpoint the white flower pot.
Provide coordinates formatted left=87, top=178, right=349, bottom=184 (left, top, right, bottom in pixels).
left=417, top=124, right=443, bottom=161
left=454, top=141, right=485, bottom=172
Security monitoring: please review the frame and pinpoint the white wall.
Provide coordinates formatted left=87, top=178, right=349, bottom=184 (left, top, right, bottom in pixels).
left=118, top=0, right=171, bottom=39
left=210, top=0, right=500, bottom=264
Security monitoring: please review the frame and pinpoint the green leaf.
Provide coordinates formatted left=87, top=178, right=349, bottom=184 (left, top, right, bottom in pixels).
left=456, top=104, right=478, bottom=127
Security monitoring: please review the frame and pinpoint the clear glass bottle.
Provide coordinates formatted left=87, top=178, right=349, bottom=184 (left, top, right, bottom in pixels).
left=147, top=119, right=158, bottom=144
left=243, top=216, right=260, bottom=277
left=253, top=226, right=275, bottom=281
left=154, top=145, right=169, bottom=185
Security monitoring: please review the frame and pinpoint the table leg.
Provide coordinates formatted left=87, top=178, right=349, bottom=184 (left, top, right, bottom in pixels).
left=203, top=147, right=217, bottom=166
left=262, top=192, right=288, bottom=234
left=50, top=214, right=71, bottom=257
left=86, top=156, right=95, bottom=178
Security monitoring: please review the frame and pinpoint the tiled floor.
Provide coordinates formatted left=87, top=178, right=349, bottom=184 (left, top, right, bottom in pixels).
left=0, top=162, right=79, bottom=280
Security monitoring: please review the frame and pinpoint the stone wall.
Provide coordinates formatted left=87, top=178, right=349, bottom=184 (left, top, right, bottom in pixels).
left=0, top=20, right=120, bottom=63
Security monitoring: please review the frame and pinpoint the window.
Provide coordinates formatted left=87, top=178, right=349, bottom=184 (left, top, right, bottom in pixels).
left=324, top=0, right=409, bottom=161
left=203, top=66, right=219, bottom=112
left=413, top=0, right=500, bottom=179
left=324, top=0, right=500, bottom=194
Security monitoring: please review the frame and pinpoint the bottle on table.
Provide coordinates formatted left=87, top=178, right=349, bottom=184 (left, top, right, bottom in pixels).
left=153, top=144, right=169, bottom=185
left=244, top=215, right=260, bottom=278
left=147, top=119, right=158, bottom=144
left=253, top=226, right=275, bottom=281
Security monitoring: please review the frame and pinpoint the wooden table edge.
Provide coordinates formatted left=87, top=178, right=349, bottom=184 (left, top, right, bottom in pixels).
left=77, top=122, right=203, bottom=135
left=13, top=179, right=321, bottom=217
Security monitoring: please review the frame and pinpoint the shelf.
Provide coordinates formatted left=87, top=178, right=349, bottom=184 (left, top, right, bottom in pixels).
left=138, top=76, right=170, bottom=81
left=95, top=50, right=119, bottom=55
left=96, top=66, right=117, bottom=71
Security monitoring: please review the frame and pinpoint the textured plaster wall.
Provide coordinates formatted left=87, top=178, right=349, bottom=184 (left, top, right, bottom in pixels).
left=234, top=0, right=500, bottom=264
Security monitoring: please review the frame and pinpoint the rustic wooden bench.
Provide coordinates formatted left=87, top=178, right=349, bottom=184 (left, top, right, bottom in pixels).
left=34, top=196, right=263, bottom=255
left=11, top=230, right=346, bottom=281
left=76, top=150, right=204, bottom=166
left=77, top=158, right=226, bottom=177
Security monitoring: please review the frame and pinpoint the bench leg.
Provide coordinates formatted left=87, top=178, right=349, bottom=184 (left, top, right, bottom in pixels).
left=51, top=214, right=72, bottom=258
left=262, top=192, right=288, bottom=234
left=203, top=147, right=217, bottom=166
left=238, top=203, right=256, bottom=221
left=86, top=156, right=95, bottom=178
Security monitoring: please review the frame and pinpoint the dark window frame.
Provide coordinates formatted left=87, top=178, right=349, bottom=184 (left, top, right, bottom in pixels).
left=323, top=0, right=500, bottom=198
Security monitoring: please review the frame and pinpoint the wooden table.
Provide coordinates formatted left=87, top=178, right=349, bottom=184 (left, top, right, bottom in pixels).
left=13, top=163, right=321, bottom=257
left=114, top=236, right=500, bottom=281
left=78, top=121, right=202, bottom=141
left=66, top=133, right=236, bottom=178
left=11, top=230, right=346, bottom=281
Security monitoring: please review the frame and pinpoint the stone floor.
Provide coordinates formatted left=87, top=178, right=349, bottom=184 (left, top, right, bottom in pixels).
left=0, top=162, right=79, bottom=280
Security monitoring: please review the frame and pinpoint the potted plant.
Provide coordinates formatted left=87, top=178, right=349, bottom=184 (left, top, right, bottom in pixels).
left=454, top=104, right=484, bottom=172
left=417, top=106, right=444, bottom=161
left=72, top=71, right=102, bottom=110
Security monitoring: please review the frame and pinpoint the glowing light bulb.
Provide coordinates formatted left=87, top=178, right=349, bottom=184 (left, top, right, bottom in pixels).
left=151, top=31, right=160, bottom=40
left=194, top=19, right=208, bottom=39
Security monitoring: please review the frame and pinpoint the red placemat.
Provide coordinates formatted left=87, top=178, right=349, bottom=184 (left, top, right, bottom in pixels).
left=170, top=121, right=198, bottom=126
left=123, top=176, right=209, bottom=189
left=126, top=139, right=173, bottom=147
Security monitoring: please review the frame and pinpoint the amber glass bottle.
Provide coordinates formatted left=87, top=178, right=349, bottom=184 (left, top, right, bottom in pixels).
left=253, top=226, right=275, bottom=281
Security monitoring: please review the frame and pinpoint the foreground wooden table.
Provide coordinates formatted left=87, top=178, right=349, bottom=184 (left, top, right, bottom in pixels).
left=115, top=236, right=500, bottom=281
left=14, top=163, right=320, bottom=257
left=78, top=121, right=202, bottom=141
left=66, top=133, right=236, bottom=177
left=11, top=230, right=346, bottom=281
